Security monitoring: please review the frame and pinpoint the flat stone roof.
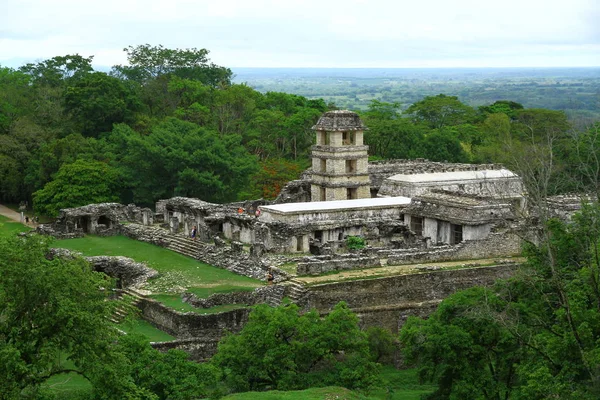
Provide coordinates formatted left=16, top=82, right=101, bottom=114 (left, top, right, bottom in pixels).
left=388, top=169, right=517, bottom=183
left=261, top=196, right=411, bottom=214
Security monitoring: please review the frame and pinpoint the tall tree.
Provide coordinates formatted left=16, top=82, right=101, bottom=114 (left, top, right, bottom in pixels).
left=64, top=72, right=140, bottom=136
left=33, top=159, right=122, bottom=216
left=112, top=44, right=231, bottom=87
left=405, top=94, right=476, bottom=129
left=212, top=302, right=380, bottom=393
left=0, top=235, right=131, bottom=398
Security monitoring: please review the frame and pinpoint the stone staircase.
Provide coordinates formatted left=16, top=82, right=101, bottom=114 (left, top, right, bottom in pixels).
left=164, top=233, right=204, bottom=259
left=283, top=279, right=309, bottom=307
left=263, top=285, right=286, bottom=307
left=109, top=289, right=145, bottom=324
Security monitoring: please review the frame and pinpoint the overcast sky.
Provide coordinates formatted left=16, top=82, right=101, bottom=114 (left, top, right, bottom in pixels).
left=1, top=0, right=599, bottom=69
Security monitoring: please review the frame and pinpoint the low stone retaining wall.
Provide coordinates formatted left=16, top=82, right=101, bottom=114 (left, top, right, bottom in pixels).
left=297, top=254, right=380, bottom=276
left=182, top=286, right=285, bottom=308
left=305, top=264, right=517, bottom=332
left=86, top=256, right=158, bottom=288
left=151, top=338, right=220, bottom=362
left=294, top=232, right=521, bottom=276
left=138, top=297, right=250, bottom=340
left=49, top=248, right=158, bottom=289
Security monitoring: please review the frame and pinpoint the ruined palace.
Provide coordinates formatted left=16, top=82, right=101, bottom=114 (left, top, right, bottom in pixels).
left=41, top=110, right=584, bottom=360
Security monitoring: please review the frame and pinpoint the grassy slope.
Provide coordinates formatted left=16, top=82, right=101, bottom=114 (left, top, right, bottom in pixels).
left=0, top=215, right=31, bottom=238
left=55, top=235, right=262, bottom=295
left=117, top=319, right=175, bottom=342
left=222, top=386, right=364, bottom=400
left=223, top=367, right=434, bottom=400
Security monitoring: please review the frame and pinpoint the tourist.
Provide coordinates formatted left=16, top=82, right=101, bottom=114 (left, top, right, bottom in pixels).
left=191, top=225, right=197, bottom=240
left=255, top=208, right=261, bottom=218
left=267, top=269, right=274, bottom=285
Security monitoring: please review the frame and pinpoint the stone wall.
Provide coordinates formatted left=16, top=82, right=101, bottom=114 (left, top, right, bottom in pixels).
left=294, top=231, right=522, bottom=275
left=48, top=248, right=158, bottom=289
left=305, top=264, right=517, bottom=332
left=297, top=254, right=381, bottom=276
left=151, top=338, right=220, bottom=362
left=38, top=203, right=154, bottom=238
left=138, top=297, right=250, bottom=340
left=182, top=286, right=285, bottom=308
left=368, top=159, right=504, bottom=191
left=86, top=255, right=158, bottom=289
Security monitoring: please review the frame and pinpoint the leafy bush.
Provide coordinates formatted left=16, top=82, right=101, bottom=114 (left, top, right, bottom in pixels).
left=346, top=235, right=365, bottom=250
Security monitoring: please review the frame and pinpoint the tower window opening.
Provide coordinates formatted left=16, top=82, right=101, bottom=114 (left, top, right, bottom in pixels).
left=345, top=159, right=356, bottom=173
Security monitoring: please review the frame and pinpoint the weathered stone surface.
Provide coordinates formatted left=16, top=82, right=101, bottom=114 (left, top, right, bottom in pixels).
left=86, top=256, right=158, bottom=289
left=48, top=248, right=158, bottom=289
left=368, top=159, right=505, bottom=192
left=37, top=202, right=153, bottom=238
left=182, top=286, right=285, bottom=308
left=305, top=264, right=517, bottom=332
left=312, top=110, right=367, bottom=131
left=138, top=297, right=250, bottom=339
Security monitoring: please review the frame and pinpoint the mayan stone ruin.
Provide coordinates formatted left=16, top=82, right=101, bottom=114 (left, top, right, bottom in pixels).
left=39, top=110, right=587, bottom=360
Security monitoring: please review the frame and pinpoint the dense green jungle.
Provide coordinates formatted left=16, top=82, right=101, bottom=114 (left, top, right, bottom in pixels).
left=3, top=45, right=600, bottom=399
left=1, top=45, right=599, bottom=216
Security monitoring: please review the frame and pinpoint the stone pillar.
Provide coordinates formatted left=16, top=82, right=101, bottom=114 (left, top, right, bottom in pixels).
left=169, top=216, right=179, bottom=234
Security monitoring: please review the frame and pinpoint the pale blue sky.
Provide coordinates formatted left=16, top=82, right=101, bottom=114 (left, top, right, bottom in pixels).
left=1, top=0, right=599, bottom=69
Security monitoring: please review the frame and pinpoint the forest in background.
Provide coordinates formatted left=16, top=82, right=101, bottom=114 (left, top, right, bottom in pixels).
left=1, top=45, right=599, bottom=217
left=234, top=67, right=600, bottom=127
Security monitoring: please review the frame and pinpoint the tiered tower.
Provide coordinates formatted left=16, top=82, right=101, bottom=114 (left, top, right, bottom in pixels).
left=310, top=110, right=371, bottom=201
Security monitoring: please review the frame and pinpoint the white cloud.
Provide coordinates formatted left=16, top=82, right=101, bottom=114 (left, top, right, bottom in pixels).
left=0, top=0, right=598, bottom=68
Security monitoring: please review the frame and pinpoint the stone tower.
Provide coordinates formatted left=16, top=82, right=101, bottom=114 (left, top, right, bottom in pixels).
left=310, top=110, right=371, bottom=201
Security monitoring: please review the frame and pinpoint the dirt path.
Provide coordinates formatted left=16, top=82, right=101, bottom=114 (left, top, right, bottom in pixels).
left=0, top=203, right=23, bottom=223
left=295, top=257, right=525, bottom=285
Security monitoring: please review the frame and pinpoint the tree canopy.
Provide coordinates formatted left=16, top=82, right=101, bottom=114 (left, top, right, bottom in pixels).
left=400, top=203, right=600, bottom=399
left=212, top=302, right=380, bottom=393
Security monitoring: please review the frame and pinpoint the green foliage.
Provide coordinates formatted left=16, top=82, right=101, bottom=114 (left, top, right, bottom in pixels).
left=115, top=334, right=218, bottom=400
left=1, top=48, right=598, bottom=211
left=112, top=44, right=231, bottom=86
left=365, top=327, right=397, bottom=364
left=33, top=159, right=122, bottom=217
left=241, top=158, right=304, bottom=200
left=19, top=54, right=94, bottom=87
left=347, top=235, right=366, bottom=250
left=405, top=94, right=476, bottom=129
left=64, top=72, right=140, bottom=136
left=0, top=235, right=122, bottom=398
left=478, top=100, right=524, bottom=119
left=400, top=287, right=520, bottom=400
left=400, top=204, right=600, bottom=399
left=212, top=302, right=380, bottom=393
left=106, top=119, right=257, bottom=205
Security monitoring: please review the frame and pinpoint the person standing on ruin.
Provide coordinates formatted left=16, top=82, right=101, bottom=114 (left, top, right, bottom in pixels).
left=191, top=225, right=197, bottom=241
left=267, top=269, right=274, bottom=285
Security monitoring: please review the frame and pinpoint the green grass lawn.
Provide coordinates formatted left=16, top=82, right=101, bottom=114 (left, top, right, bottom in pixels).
left=117, top=318, right=175, bottom=342
left=43, top=372, right=92, bottom=399
left=0, top=214, right=31, bottom=239
left=223, top=367, right=434, bottom=400
left=55, top=235, right=263, bottom=295
left=222, top=386, right=364, bottom=400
